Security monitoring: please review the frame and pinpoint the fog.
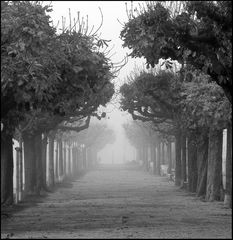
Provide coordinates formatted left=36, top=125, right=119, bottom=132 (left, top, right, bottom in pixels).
left=96, top=108, right=136, bottom=164
left=97, top=125, right=136, bottom=164
left=43, top=1, right=144, bottom=164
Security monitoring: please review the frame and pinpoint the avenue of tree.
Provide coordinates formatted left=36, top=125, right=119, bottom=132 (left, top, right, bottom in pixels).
left=1, top=0, right=232, bottom=211
left=1, top=1, right=115, bottom=206
left=120, top=1, right=232, bottom=208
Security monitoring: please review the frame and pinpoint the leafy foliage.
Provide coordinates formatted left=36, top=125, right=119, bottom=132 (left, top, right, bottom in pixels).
left=180, top=70, right=232, bottom=130
left=1, top=1, right=115, bottom=135
left=120, top=1, right=232, bottom=102
left=121, top=66, right=231, bottom=138
left=120, top=70, right=182, bottom=136
left=1, top=1, right=58, bottom=132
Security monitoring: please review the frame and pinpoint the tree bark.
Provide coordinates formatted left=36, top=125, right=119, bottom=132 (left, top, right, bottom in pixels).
left=63, top=143, right=67, bottom=176
left=142, top=145, right=146, bottom=170
left=34, top=133, right=43, bottom=195
left=89, top=147, right=94, bottom=169
left=48, top=131, right=55, bottom=187
left=19, top=137, right=23, bottom=200
left=156, top=142, right=161, bottom=175
left=23, top=133, right=36, bottom=194
left=55, top=141, right=59, bottom=181
left=224, top=124, right=232, bottom=208
left=175, top=130, right=182, bottom=186
left=67, top=145, right=71, bottom=176
left=15, top=147, right=20, bottom=203
left=1, top=131, right=14, bottom=206
left=206, top=128, right=223, bottom=201
left=58, top=140, right=63, bottom=178
left=77, top=147, right=81, bottom=170
left=181, top=132, right=187, bottom=188
left=187, top=134, right=198, bottom=192
left=93, top=147, right=97, bottom=169
left=167, top=141, right=172, bottom=174
left=83, top=147, right=87, bottom=169
left=41, top=133, right=48, bottom=191
left=74, top=144, right=79, bottom=173
left=196, top=130, right=209, bottom=197
left=145, top=144, right=149, bottom=171
left=161, top=142, right=165, bottom=164
left=72, top=146, right=75, bottom=174
left=151, top=143, right=156, bottom=174
left=140, top=146, right=144, bottom=168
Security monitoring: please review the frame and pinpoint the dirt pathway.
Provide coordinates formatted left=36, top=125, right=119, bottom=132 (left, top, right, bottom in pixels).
left=1, top=165, right=232, bottom=239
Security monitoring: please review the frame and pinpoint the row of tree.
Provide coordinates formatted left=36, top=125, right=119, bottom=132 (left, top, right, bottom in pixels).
left=123, top=120, right=175, bottom=176
left=1, top=1, right=115, bottom=206
left=13, top=122, right=115, bottom=204
left=120, top=1, right=232, bottom=208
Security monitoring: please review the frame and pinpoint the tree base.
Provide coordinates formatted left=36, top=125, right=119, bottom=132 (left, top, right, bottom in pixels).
left=224, top=194, right=232, bottom=208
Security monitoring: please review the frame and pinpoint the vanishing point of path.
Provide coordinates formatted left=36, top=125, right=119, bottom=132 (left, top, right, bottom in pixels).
left=1, top=165, right=232, bottom=239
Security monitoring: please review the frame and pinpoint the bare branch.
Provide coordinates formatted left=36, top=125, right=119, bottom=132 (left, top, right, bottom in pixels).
left=91, top=7, right=103, bottom=36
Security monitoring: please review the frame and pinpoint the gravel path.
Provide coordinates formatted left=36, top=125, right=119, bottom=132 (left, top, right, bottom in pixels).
left=1, top=165, right=232, bottom=239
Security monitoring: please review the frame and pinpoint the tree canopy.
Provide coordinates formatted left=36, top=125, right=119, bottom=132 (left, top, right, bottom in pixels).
left=120, top=66, right=231, bottom=138
left=1, top=1, right=115, bottom=136
left=120, top=1, right=232, bottom=103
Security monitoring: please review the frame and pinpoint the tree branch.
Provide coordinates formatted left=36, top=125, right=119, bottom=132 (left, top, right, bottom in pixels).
left=57, top=115, right=91, bottom=132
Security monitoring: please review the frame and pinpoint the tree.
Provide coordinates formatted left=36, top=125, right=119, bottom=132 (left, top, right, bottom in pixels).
left=120, top=62, right=231, bottom=202
left=181, top=70, right=231, bottom=201
left=120, top=1, right=232, bottom=103
left=62, top=122, right=116, bottom=169
left=1, top=1, right=115, bottom=205
left=120, top=69, right=184, bottom=185
left=1, top=1, right=59, bottom=205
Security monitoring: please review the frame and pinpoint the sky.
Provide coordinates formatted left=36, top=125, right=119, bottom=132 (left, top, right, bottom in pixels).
left=46, top=1, right=146, bottom=163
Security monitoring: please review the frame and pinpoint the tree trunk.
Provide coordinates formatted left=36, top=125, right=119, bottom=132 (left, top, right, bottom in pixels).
left=90, top=147, right=95, bottom=169
left=151, top=143, right=156, bottom=174
left=48, top=132, right=55, bottom=187
left=66, top=145, right=70, bottom=175
left=187, top=134, right=198, bottom=192
left=94, top=148, right=98, bottom=168
left=171, top=141, right=175, bottom=169
left=90, top=147, right=94, bottom=169
left=72, top=147, right=75, bottom=174
left=74, top=145, right=79, bottom=173
left=167, top=141, right=172, bottom=174
left=68, top=146, right=71, bottom=175
left=55, top=141, right=59, bottom=181
left=175, top=130, right=182, bottom=186
left=74, top=144, right=79, bottom=173
left=19, top=137, right=23, bottom=201
left=140, top=146, right=143, bottom=168
left=23, top=133, right=36, bottom=194
left=181, top=132, right=187, bottom=188
left=156, top=142, right=161, bottom=175
left=144, top=145, right=149, bottom=171
left=142, top=145, right=145, bottom=170
left=196, top=130, right=209, bottom=197
left=34, top=133, right=42, bottom=195
left=161, top=142, right=165, bottom=164
left=41, top=133, right=48, bottom=191
left=63, top=143, right=67, bottom=176
left=206, top=129, right=223, bottom=201
left=83, top=147, right=87, bottom=169
left=1, top=131, right=14, bottom=206
left=58, top=140, right=63, bottom=178
left=15, top=147, right=20, bottom=203
left=77, top=147, right=81, bottom=170
left=224, top=124, right=232, bottom=208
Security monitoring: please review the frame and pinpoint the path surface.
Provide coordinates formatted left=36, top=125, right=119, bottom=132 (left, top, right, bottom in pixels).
left=1, top=165, right=232, bottom=239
